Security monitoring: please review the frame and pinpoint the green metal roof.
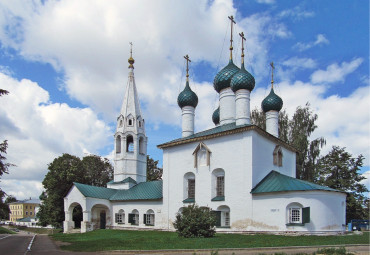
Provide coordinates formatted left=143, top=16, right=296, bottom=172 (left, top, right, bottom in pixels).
left=230, top=63, right=255, bottom=92
left=73, top=180, right=163, bottom=201
left=214, top=59, right=240, bottom=93
left=178, top=80, right=198, bottom=108
left=261, top=88, right=283, bottom=112
left=107, top=177, right=137, bottom=185
left=110, top=180, right=163, bottom=201
left=212, top=107, right=220, bottom=125
left=251, top=170, right=339, bottom=194
left=17, top=217, right=36, bottom=222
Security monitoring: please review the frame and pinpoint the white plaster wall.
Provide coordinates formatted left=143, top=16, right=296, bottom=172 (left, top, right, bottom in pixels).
left=111, top=200, right=165, bottom=229
left=266, top=111, right=279, bottom=137
left=162, top=131, right=254, bottom=230
left=251, top=131, right=296, bottom=187
left=251, top=191, right=346, bottom=232
left=219, top=87, right=236, bottom=125
left=64, top=186, right=87, bottom=212
left=235, top=89, right=250, bottom=125
left=181, top=106, right=195, bottom=137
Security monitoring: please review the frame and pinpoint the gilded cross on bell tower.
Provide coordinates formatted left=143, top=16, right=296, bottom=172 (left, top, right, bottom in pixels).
left=239, top=32, right=246, bottom=64
left=228, top=15, right=236, bottom=60
left=270, top=62, right=275, bottom=88
left=128, top=42, right=135, bottom=69
left=184, top=54, right=191, bottom=81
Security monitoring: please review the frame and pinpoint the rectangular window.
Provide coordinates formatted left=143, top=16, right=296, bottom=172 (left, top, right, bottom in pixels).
left=224, top=212, right=230, bottom=226
left=188, top=179, right=195, bottom=199
left=289, top=208, right=301, bottom=223
left=216, top=176, right=225, bottom=197
left=30, top=212, right=32, bottom=215
left=144, top=214, right=155, bottom=226
left=26, top=206, right=28, bottom=209
left=115, top=213, right=125, bottom=224
left=26, top=212, right=28, bottom=215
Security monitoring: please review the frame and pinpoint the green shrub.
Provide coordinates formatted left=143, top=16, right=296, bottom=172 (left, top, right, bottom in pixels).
left=173, top=204, right=216, bottom=238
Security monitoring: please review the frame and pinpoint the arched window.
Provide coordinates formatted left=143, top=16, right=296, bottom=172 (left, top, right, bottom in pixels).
left=286, top=202, right=310, bottom=225
left=119, top=119, right=123, bottom=127
left=138, top=121, right=142, bottom=128
left=139, top=137, right=145, bottom=154
left=116, top=135, right=121, bottom=153
left=273, top=145, right=283, bottom=167
left=115, top=209, right=125, bottom=224
left=128, top=209, right=139, bottom=225
left=212, top=205, right=230, bottom=228
left=211, top=169, right=225, bottom=201
left=126, top=135, right=134, bottom=152
left=144, top=209, right=155, bottom=226
left=183, top=172, right=195, bottom=203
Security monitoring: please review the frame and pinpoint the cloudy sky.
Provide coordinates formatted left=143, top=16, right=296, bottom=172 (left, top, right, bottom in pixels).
left=0, top=0, right=369, bottom=200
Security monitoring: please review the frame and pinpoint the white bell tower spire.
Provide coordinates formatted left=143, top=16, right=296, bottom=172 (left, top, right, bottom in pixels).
left=109, top=43, right=147, bottom=189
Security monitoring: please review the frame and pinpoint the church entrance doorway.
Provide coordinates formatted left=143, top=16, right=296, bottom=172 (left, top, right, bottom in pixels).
left=100, top=211, right=106, bottom=229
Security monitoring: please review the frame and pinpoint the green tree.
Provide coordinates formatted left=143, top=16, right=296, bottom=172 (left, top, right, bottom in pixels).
left=251, top=103, right=325, bottom=181
left=0, top=195, right=17, bottom=220
left=0, top=89, right=9, bottom=96
left=173, top=204, right=216, bottom=238
left=38, top=154, right=85, bottom=227
left=82, top=154, right=113, bottom=187
left=316, top=146, right=368, bottom=222
left=146, top=155, right=162, bottom=181
left=38, top=153, right=114, bottom=227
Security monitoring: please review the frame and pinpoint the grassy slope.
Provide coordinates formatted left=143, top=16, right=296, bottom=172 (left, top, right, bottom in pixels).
left=52, top=230, right=370, bottom=252
left=0, top=226, right=14, bottom=234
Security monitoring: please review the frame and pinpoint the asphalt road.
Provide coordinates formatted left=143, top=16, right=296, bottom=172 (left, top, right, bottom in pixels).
left=0, top=233, right=33, bottom=255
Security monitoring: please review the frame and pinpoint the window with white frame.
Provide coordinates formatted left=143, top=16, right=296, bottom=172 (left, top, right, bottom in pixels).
left=188, top=179, right=195, bottom=198
left=126, top=135, right=134, bottom=152
left=212, top=205, right=230, bottom=228
left=144, top=210, right=155, bottom=226
left=289, top=208, right=301, bottom=223
left=286, top=203, right=310, bottom=225
left=217, top=176, right=225, bottom=197
left=115, top=209, right=125, bottom=224
left=212, top=169, right=225, bottom=201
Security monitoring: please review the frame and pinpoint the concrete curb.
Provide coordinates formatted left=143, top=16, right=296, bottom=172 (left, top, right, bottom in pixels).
left=102, top=244, right=370, bottom=254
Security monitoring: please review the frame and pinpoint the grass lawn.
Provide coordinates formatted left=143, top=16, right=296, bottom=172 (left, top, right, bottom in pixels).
left=0, top=226, right=15, bottom=234
left=51, top=230, right=370, bottom=252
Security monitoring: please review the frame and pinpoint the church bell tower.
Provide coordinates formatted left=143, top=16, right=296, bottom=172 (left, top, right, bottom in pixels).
left=108, top=43, right=147, bottom=189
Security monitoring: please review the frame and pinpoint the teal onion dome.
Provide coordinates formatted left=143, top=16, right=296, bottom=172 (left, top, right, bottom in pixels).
left=261, top=88, right=283, bottom=112
left=230, top=63, right=255, bottom=92
left=177, top=81, right=198, bottom=108
left=212, top=107, right=220, bottom=125
left=213, top=60, right=240, bottom=93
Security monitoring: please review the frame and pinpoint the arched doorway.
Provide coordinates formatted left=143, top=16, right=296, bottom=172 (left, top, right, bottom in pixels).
left=72, top=204, right=83, bottom=228
left=91, top=204, right=111, bottom=230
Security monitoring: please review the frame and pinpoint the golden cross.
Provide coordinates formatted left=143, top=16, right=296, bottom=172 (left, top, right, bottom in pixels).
left=270, top=62, right=275, bottom=88
left=184, top=54, right=191, bottom=80
left=239, top=32, right=246, bottom=62
left=129, top=42, right=133, bottom=57
left=228, top=15, right=236, bottom=60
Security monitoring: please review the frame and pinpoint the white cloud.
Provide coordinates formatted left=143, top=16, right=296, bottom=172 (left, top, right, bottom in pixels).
left=310, top=58, right=363, bottom=84
left=282, top=57, right=317, bottom=70
left=256, top=0, right=275, bottom=5
left=0, top=72, right=111, bottom=199
left=294, top=34, right=329, bottom=51
left=279, top=6, right=315, bottom=20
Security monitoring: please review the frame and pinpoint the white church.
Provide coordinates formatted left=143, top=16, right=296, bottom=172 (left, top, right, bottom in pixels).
left=64, top=20, right=346, bottom=234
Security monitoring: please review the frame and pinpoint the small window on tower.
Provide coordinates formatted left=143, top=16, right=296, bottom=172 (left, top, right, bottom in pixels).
left=128, top=119, right=133, bottom=126
left=139, top=121, right=142, bottom=128
left=119, top=119, right=123, bottom=127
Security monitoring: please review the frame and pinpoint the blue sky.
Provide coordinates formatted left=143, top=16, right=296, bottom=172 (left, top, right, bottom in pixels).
left=0, top=0, right=369, bottom=199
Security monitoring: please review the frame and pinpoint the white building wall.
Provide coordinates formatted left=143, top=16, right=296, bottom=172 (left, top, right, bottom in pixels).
left=163, top=131, right=254, bottom=231
left=111, top=201, right=165, bottom=229
left=251, top=191, right=346, bottom=232
left=251, top=131, right=296, bottom=187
